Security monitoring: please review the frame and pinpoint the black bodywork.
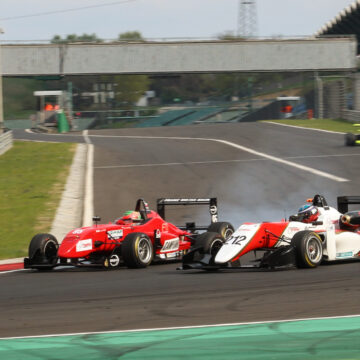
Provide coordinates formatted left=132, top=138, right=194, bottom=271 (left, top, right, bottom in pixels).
left=345, top=132, right=360, bottom=146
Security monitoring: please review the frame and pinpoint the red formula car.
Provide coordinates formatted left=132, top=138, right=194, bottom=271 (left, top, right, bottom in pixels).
left=24, top=198, right=234, bottom=271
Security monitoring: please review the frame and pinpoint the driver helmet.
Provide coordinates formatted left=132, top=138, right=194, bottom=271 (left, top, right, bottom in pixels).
left=121, top=210, right=141, bottom=222
left=297, top=204, right=319, bottom=223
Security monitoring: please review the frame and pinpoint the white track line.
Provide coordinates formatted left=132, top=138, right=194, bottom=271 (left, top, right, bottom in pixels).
left=82, top=131, right=94, bottom=226
left=94, top=153, right=360, bottom=169
left=1, top=314, right=359, bottom=340
left=94, top=158, right=265, bottom=169
left=215, top=138, right=349, bottom=182
left=265, top=121, right=344, bottom=134
left=0, top=269, right=28, bottom=275
left=89, top=134, right=349, bottom=182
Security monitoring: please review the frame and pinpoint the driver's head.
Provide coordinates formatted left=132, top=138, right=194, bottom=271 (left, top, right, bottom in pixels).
left=121, top=211, right=141, bottom=223
left=297, top=204, right=319, bottom=223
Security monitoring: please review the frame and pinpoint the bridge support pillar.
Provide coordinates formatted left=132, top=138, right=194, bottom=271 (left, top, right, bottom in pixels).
left=352, top=72, right=360, bottom=111
left=315, top=73, right=324, bottom=119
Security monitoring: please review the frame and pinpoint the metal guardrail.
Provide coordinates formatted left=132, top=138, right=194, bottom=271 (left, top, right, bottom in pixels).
left=343, top=110, right=360, bottom=123
left=0, top=131, right=13, bottom=155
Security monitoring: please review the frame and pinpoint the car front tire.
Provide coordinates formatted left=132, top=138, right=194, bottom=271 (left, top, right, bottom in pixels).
left=28, top=233, right=58, bottom=270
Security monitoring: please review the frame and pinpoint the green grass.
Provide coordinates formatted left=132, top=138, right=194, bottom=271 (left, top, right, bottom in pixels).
left=0, top=141, right=76, bottom=259
left=263, top=118, right=359, bottom=133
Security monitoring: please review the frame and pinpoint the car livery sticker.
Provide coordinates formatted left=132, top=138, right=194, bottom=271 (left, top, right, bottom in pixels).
left=107, top=229, right=123, bottom=239
left=76, top=239, right=93, bottom=252
left=336, top=251, right=353, bottom=259
left=72, top=229, right=83, bottom=234
left=160, top=238, right=179, bottom=252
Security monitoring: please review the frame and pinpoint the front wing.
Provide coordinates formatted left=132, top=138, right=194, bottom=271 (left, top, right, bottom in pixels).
left=179, top=245, right=297, bottom=271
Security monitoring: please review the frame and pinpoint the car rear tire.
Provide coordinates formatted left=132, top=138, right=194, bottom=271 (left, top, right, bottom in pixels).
left=207, top=222, right=234, bottom=240
left=193, top=232, right=225, bottom=271
left=195, top=232, right=224, bottom=256
left=291, top=230, right=323, bottom=268
left=122, top=233, right=153, bottom=268
left=28, top=233, right=58, bottom=270
left=345, top=133, right=356, bottom=146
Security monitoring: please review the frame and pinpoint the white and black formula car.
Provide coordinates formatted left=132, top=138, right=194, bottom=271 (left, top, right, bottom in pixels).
left=180, top=195, right=360, bottom=271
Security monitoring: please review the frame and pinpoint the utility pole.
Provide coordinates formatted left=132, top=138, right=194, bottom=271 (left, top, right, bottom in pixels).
left=237, top=0, right=258, bottom=38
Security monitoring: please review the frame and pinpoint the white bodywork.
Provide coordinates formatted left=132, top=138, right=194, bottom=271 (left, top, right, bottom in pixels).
left=215, top=206, right=360, bottom=264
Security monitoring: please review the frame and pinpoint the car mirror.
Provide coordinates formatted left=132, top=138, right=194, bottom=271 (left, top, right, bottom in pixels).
left=312, top=221, right=323, bottom=225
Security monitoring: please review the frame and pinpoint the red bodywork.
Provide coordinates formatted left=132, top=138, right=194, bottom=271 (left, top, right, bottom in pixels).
left=58, top=210, right=192, bottom=261
left=230, top=222, right=289, bottom=262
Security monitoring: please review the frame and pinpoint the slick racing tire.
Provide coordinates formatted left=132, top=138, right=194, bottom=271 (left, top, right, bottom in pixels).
left=207, top=222, right=234, bottom=240
left=345, top=133, right=356, bottom=146
left=291, top=230, right=323, bottom=268
left=195, top=232, right=224, bottom=257
left=28, top=233, right=58, bottom=270
left=122, top=232, right=154, bottom=268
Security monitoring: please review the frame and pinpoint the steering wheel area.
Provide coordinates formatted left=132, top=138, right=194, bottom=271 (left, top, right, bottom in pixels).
left=135, top=199, right=150, bottom=221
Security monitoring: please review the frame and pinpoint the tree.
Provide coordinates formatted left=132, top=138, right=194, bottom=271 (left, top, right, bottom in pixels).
left=101, top=74, right=150, bottom=107
left=118, top=31, right=143, bottom=41
left=217, top=31, right=246, bottom=41
left=51, top=33, right=103, bottom=44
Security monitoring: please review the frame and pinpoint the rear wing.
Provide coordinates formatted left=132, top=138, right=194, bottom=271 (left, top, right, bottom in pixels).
left=337, top=196, right=360, bottom=213
left=156, top=198, right=218, bottom=230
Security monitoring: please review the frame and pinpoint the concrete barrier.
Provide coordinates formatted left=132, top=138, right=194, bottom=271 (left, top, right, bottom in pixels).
left=0, top=131, right=13, bottom=155
left=343, top=110, right=360, bottom=123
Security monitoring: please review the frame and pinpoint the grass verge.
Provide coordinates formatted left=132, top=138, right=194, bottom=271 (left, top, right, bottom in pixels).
left=263, top=118, right=358, bottom=133
left=0, top=141, right=76, bottom=260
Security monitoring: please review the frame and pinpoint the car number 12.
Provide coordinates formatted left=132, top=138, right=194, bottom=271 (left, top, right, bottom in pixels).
left=227, top=235, right=247, bottom=245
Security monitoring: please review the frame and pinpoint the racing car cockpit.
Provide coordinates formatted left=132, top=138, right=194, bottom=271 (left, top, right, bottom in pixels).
left=115, top=198, right=152, bottom=225
left=289, top=194, right=329, bottom=223
left=290, top=204, right=319, bottom=223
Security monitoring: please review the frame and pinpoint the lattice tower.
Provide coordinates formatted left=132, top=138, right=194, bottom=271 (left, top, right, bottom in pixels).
left=237, top=0, right=258, bottom=38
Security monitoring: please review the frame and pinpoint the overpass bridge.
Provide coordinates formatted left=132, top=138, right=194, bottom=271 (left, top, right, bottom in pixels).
left=1, top=37, right=357, bottom=76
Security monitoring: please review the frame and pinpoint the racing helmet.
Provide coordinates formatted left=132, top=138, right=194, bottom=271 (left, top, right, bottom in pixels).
left=297, top=204, right=319, bottom=223
left=121, top=210, right=141, bottom=222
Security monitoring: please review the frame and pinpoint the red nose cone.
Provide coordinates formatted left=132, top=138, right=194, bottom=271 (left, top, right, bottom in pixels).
left=58, top=237, right=93, bottom=258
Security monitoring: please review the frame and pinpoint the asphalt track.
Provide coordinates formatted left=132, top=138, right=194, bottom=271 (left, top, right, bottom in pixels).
left=2, top=123, right=360, bottom=339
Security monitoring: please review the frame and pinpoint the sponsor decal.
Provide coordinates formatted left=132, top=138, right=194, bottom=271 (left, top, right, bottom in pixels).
left=76, top=239, right=93, bottom=252
left=155, top=229, right=161, bottom=239
left=166, top=252, right=177, bottom=258
left=72, top=229, right=83, bottom=234
left=289, top=227, right=301, bottom=232
left=210, top=205, right=217, bottom=215
left=160, top=238, right=179, bottom=252
left=239, top=224, right=259, bottom=230
left=162, top=223, right=168, bottom=232
left=162, top=198, right=210, bottom=203
left=336, top=251, right=353, bottom=258
left=107, top=229, right=123, bottom=239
